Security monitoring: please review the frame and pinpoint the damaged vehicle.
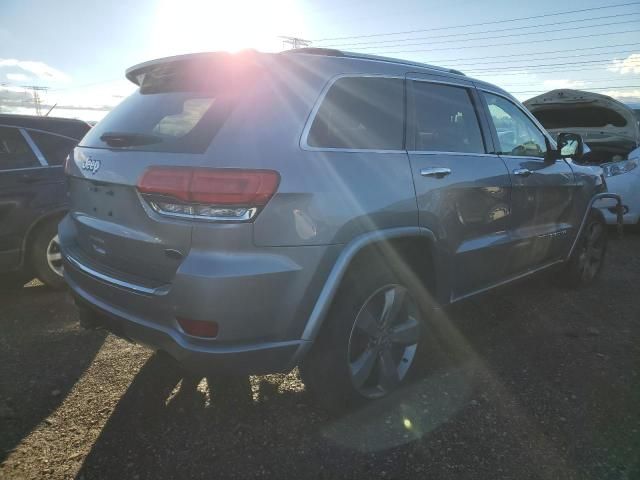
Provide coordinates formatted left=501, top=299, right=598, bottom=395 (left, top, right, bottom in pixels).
left=525, top=89, right=640, bottom=226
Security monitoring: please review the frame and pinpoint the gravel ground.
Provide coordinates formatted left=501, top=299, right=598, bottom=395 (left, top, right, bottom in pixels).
left=1, top=233, right=639, bottom=480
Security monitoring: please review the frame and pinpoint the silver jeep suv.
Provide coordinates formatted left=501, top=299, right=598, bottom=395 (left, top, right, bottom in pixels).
left=60, top=48, right=617, bottom=409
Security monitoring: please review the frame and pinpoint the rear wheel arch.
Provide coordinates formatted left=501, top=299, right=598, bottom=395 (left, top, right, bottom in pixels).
left=300, top=228, right=440, bottom=346
left=22, top=209, right=67, bottom=261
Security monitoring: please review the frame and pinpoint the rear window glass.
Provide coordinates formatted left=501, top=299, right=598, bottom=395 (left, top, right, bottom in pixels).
left=307, top=77, right=404, bottom=150
left=29, top=131, right=78, bottom=165
left=532, top=106, right=627, bottom=129
left=81, top=59, right=261, bottom=153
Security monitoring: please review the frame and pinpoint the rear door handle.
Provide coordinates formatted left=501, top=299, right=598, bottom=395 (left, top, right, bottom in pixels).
left=513, top=168, right=533, bottom=177
left=420, top=167, right=452, bottom=178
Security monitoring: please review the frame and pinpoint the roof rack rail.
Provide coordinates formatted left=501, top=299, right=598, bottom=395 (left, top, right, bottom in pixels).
left=282, top=47, right=344, bottom=57
left=281, top=48, right=464, bottom=76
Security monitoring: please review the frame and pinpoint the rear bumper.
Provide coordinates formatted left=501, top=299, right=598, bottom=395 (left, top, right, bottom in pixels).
left=59, top=215, right=339, bottom=375
left=70, top=283, right=304, bottom=375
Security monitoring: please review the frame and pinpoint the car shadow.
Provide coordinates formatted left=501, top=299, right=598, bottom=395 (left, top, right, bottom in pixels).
left=74, top=244, right=640, bottom=479
left=0, top=284, right=106, bottom=462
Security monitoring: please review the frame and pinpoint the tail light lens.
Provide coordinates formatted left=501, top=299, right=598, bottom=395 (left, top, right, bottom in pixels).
left=137, top=167, right=279, bottom=221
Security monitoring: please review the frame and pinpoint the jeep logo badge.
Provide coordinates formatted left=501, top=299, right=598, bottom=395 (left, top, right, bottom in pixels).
left=81, top=157, right=101, bottom=174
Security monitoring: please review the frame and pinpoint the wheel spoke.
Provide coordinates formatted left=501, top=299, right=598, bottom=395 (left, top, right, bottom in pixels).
left=47, top=252, right=62, bottom=262
left=355, top=307, right=379, bottom=337
left=380, top=286, right=406, bottom=327
left=350, top=348, right=378, bottom=388
left=378, top=347, right=400, bottom=391
left=388, top=316, right=420, bottom=345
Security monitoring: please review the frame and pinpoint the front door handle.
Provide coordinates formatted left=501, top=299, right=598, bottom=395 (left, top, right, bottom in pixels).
left=513, top=168, right=533, bottom=177
left=420, top=167, right=452, bottom=178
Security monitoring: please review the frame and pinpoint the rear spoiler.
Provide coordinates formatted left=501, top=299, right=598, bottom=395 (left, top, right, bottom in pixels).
left=125, top=50, right=261, bottom=85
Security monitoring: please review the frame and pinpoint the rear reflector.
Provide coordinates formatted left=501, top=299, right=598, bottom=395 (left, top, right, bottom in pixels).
left=138, top=167, right=279, bottom=205
left=177, top=318, right=219, bottom=338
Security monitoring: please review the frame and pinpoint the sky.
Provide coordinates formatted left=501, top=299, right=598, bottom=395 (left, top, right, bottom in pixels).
left=1, top=0, right=639, bottom=120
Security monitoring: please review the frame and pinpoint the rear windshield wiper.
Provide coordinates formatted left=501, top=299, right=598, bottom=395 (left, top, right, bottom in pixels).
left=99, top=132, right=163, bottom=147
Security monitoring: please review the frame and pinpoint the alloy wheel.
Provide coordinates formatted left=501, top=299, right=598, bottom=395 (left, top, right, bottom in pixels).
left=46, top=234, right=64, bottom=278
left=347, top=284, right=421, bottom=399
left=578, top=221, right=605, bottom=282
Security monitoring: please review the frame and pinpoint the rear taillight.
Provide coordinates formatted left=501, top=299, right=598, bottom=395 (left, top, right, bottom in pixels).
left=137, top=167, right=279, bottom=222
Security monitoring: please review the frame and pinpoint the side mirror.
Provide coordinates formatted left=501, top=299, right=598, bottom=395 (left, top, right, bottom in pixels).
left=556, top=132, right=584, bottom=160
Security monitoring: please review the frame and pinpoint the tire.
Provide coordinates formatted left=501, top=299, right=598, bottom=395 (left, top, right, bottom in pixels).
left=300, top=259, right=428, bottom=412
left=563, top=208, right=607, bottom=287
left=29, top=219, right=66, bottom=290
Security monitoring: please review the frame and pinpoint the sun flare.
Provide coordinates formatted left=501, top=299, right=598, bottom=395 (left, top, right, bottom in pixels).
left=152, top=0, right=306, bottom=56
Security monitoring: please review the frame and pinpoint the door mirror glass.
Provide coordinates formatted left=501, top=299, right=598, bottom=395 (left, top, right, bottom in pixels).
left=557, top=132, right=584, bottom=159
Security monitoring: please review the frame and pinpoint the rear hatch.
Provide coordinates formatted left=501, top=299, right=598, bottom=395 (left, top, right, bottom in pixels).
left=66, top=52, right=263, bottom=284
left=524, top=89, right=640, bottom=163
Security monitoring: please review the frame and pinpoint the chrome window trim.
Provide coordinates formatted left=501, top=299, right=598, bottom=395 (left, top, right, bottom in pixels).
left=300, top=73, right=406, bottom=153
left=406, top=75, right=473, bottom=89
left=407, top=150, right=498, bottom=157
left=19, top=128, right=48, bottom=166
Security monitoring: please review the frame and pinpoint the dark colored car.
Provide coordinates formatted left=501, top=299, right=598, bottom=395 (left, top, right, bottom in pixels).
left=0, top=114, right=91, bottom=288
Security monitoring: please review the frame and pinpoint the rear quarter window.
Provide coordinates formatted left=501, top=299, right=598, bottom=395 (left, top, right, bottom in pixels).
left=307, top=77, right=404, bottom=150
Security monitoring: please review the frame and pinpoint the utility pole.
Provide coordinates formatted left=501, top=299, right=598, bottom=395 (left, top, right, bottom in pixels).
left=279, top=36, right=312, bottom=50
left=21, top=85, right=49, bottom=116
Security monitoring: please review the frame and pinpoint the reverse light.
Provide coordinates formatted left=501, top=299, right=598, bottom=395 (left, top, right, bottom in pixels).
left=602, top=159, right=638, bottom=178
left=137, top=167, right=279, bottom=221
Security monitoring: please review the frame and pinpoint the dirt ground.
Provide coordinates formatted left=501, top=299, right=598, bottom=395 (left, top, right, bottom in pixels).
left=1, top=233, right=639, bottom=480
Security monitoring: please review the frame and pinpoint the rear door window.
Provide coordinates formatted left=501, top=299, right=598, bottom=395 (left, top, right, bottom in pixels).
left=307, top=77, right=404, bottom=150
left=410, top=81, right=485, bottom=153
left=28, top=130, right=78, bottom=165
left=0, top=127, right=40, bottom=170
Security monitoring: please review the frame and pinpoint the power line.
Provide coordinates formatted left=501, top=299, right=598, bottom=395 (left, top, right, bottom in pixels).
left=442, top=48, right=639, bottom=68
left=320, top=12, right=640, bottom=48
left=472, top=64, right=639, bottom=76
left=20, top=85, right=49, bottom=116
left=312, top=1, right=640, bottom=42
left=337, top=19, right=640, bottom=52
left=498, top=77, right=640, bottom=87
left=509, top=85, right=640, bottom=94
left=279, top=36, right=312, bottom=49
left=462, top=57, right=640, bottom=74
left=425, top=43, right=640, bottom=64
left=374, top=29, right=639, bottom=55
